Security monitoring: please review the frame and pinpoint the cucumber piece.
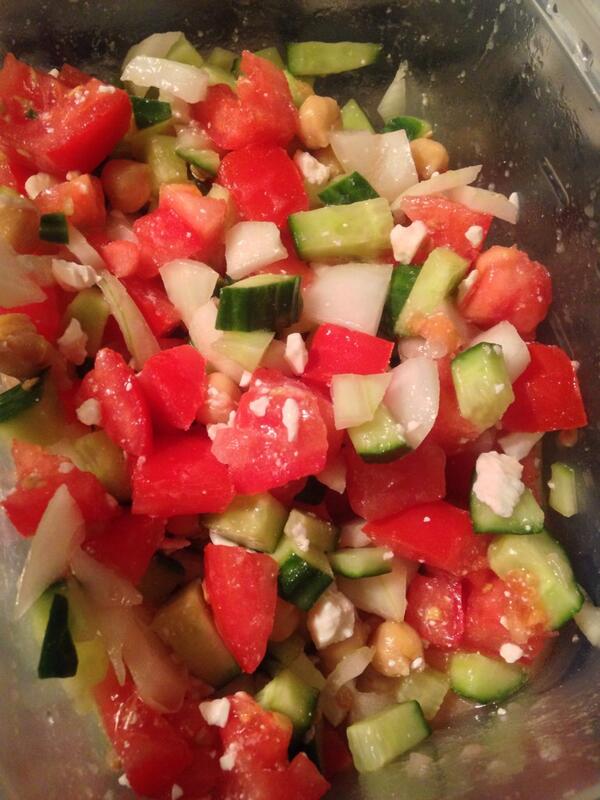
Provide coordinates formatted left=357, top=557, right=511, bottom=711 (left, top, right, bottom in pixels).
left=382, top=115, right=432, bottom=140
left=287, top=41, right=382, bottom=76
left=126, top=118, right=174, bottom=160
left=204, top=64, right=237, bottom=89
left=166, top=35, right=204, bottom=68
left=71, top=430, right=130, bottom=502
left=290, top=198, right=393, bottom=262
left=395, top=668, right=449, bottom=720
left=347, top=700, right=430, bottom=773
left=38, top=593, right=78, bottom=679
left=395, top=247, right=468, bottom=336
left=143, top=135, right=188, bottom=192
left=348, top=403, right=409, bottom=463
left=0, top=376, right=77, bottom=447
left=268, top=633, right=306, bottom=667
left=318, top=172, right=378, bottom=206
left=341, top=99, right=374, bottom=132
left=329, top=546, right=394, bottom=578
left=139, top=552, right=185, bottom=606
left=175, top=147, right=220, bottom=176
left=449, top=652, right=526, bottom=703
left=284, top=70, right=313, bottom=108
left=284, top=508, right=338, bottom=552
left=152, top=581, right=240, bottom=687
left=451, top=342, right=514, bottom=430
left=257, top=668, right=319, bottom=736
left=65, top=288, right=110, bottom=357
left=204, top=493, right=287, bottom=553
left=549, top=462, right=578, bottom=518
left=213, top=330, right=274, bottom=371
left=0, top=372, right=45, bottom=423
left=39, top=212, right=68, bottom=244
left=337, top=560, right=407, bottom=620
left=131, top=96, right=172, bottom=129
left=470, top=487, right=545, bottom=535
left=488, top=531, right=583, bottom=629
left=273, top=536, right=333, bottom=610
left=216, top=274, right=301, bottom=332
left=378, top=264, right=419, bottom=340
left=332, top=373, right=391, bottom=430
left=254, top=46, right=286, bottom=69
left=206, top=47, right=237, bottom=72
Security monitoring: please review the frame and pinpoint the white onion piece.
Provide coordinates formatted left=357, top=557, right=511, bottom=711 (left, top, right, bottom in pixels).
left=393, top=165, right=482, bottom=207
left=15, top=485, right=85, bottom=619
left=317, top=453, right=347, bottom=493
left=338, top=559, right=413, bottom=620
left=498, top=431, right=543, bottom=461
left=321, top=647, right=374, bottom=725
left=349, top=689, right=397, bottom=724
left=121, top=56, right=208, bottom=104
left=71, top=548, right=142, bottom=608
left=106, top=210, right=138, bottom=244
left=385, top=356, right=440, bottom=449
left=188, top=299, right=243, bottom=382
left=445, top=185, right=518, bottom=224
left=470, top=321, right=530, bottom=382
left=330, top=130, right=417, bottom=201
left=98, top=271, right=160, bottom=369
left=225, top=222, right=287, bottom=280
left=377, top=62, right=407, bottom=123
left=160, top=258, right=219, bottom=327
left=303, top=263, right=392, bottom=336
left=331, top=373, right=392, bottom=430
left=66, top=225, right=106, bottom=271
left=122, top=31, right=183, bottom=67
left=0, top=241, right=48, bottom=307
left=397, top=335, right=448, bottom=361
left=175, top=123, right=213, bottom=152
left=261, top=338, right=293, bottom=376
left=575, top=597, right=600, bottom=647
left=339, top=519, right=372, bottom=549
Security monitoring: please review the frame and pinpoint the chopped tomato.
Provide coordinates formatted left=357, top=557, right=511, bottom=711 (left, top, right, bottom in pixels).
left=138, top=345, right=206, bottom=431
left=159, top=182, right=226, bottom=243
left=501, top=343, right=587, bottom=432
left=0, top=144, right=33, bottom=193
left=429, top=356, right=482, bottom=453
left=219, top=692, right=292, bottom=771
left=345, top=443, right=446, bottom=521
left=2, top=440, right=118, bottom=537
left=122, top=276, right=181, bottom=337
left=405, top=570, right=464, bottom=649
left=0, top=54, right=65, bottom=123
left=303, top=324, right=394, bottom=388
left=133, top=207, right=205, bottom=275
left=57, top=63, right=93, bottom=88
left=204, top=544, right=278, bottom=673
left=365, top=501, right=490, bottom=576
left=132, top=430, right=235, bottom=516
left=100, top=239, right=140, bottom=278
left=4, top=283, right=63, bottom=342
left=218, top=145, right=308, bottom=226
left=459, top=246, right=552, bottom=335
left=223, top=753, right=330, bottom=800
left=318, top=720, right=354, bottom=781
left=401, top=195, right=492, bottom=264
left=34, top=174, right=106, bottom=230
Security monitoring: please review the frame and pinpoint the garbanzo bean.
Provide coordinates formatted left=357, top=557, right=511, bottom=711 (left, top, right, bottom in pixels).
left=298, top=95, right=341, bottom=150
left=410, top=138, right=449, bottom=181
left=197, top=372, right=241, bottom=425
left=101, top=159, right=152, bottom=213
left=0, top=314, right=52, bottom=380
left=370, top=620, right=424, bottom=678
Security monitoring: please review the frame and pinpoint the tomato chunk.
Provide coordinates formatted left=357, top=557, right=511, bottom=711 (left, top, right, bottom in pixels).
left=159, top=182, right=226, bottom=246
left=219, top=692, right=292, bottom=771
left=133, top=207, right=205, bottom=276
left=0, top=54, right=65, bottom=122
left=405, top=570, right=464, bottom=649
left=429, top=356, right=482, bottom=454
left=35, top=174, right=106, bottom=230
left=0, top=144, right=33, bottom=193
left=100, top=239, right=141, bottom=278
left=138, top=345, right=206, bottom=431
left=121, top=276, right=181, bottom=337
left=4, top=283, right=63, bottom=342
left=303, top=324, right=394, bottom=387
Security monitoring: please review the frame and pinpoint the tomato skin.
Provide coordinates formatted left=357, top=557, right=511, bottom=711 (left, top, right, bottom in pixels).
left=303, top=324, right=394, bottom=387
left=204, top=544, right=278, bottom=673
left=405, top=570, right=464, bottom=649
left=345, top=443, right=446, bottom=521
left=502, top=343, right=587, bottom=432
left=35, top=174, right=106, bottom=230
left=0, top=144, right=33, bottom=193
left=429, top=356, right=482, bottom=454
left=365, top=501, right=490, bottom=576
left=3, top=283, right=63, bottom=342
left=159, top=182, right=226, bottom=247
left=132, top=430, right=235, bottom=516
left=122, top=276, right=181, bottom=337
left=220, top=692, right=292, bottom=771
left=459, top=245, right=552, bottom=335
left=133, top=207, right=205, bottom=275
left=138, top=345, right=206, bottom=431
left=0, top=54, right=65, bottom=122
left=318, top=720, right=353, bottom=781
left=218, top=145, right=308, bottom=226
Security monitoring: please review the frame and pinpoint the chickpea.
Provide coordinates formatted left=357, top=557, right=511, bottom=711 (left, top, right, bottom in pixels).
left=298, top=95, right=341, bottom=150
left=0, top=314, right=52, bottom=379
left=0, top=191, right=39, bottom=253
left=269, top=597, right=302, bottom=642
left=410, top=138, right=449, bottom=181
left=313, top=146, right=344, bottom=179
left=319, top=618, right=369, bottom=674
left=356, top=665, right=401, bottom=694
left=101, top=159, right=152, bottom=213
left=370, top=620, right=424, bottom=678
left=197, top=372, right=241, bottom=425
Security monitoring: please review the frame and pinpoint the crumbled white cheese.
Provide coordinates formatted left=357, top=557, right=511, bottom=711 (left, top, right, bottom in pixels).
left=52, top=259, right=99, bottom=291
left=48, top=68, right=59, bottom=77
left=98, top=84, right=116, bottom=94
left=494, top=383, right=505, bottom=395
left=248, top=396, right=270, bottom=417
left=57, top=461, right=74, bottom=474
left=293, top=150, right=331, bottom=185
left=206, top=422, right=227, bottom=441
left=24, top=172, right=59, bottom=199
left=239, top=370, right=252, bottom=388
left=411, top=657, right=424, bottom=670
left=496, top=707, right=507, bottom=716
left=464, top=225, right=484, bottom=248
left=390, top=220, right=428, bottom=264
left=57, top=318, right=88, bottom=365
left=499, top=643, right=523, bottom=663
left=199, top=697, right=231, bottom=728
left=307, top=586, right=355, bottom=649
left=76, top=398, right=102, bottom=427
left=498, top=431, right=543, bottom=461
left=472, top=451, right=525, bottom=518
left=382, top=549, right=394, bottom=561
left=499, top=615, right=509, bottom=629
left=457, top=269, right=479, bottom=303
left=209, top=531, right=237, bottom=547
left=219, top=742, right=239, bottom=771
left=284, top=333, right=308, bottom=376
left=117, top=774, right=130, bottom=788
left=282, top=397, right=300, bottom=443
left=288, top=519, right=311, bottom=552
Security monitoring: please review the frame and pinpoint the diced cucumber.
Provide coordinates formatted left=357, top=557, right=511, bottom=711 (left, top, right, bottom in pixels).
left=289, top=198, right=393, bottom=261
left=143, top=135, right=188, bottom=192
left=204, top=493, right=287, bottom=553
left=175, top=147, right=220, bottom=176
left=257, top=668, right=319, bottom=736
left=206, top=46, right=237, bottom=72
left=378, top=264, right=419, bottom=340
left=395, top=247, right=468, bottom=336
left=382, top=115, right=432, bottom=140
left=39, top=212, right=68, bottom=244
left=449, top=652, right=526, bottom=703
left=70, top=430, right=130, bottom=502
left=395, top=668, right=449, bottom=720
left=318, top=172, right=378, bottom=206
left=0, top=376, right=79, bottom=446
left=131, top=96, right=172, bottom=129
left=549, top=462, right=578, bottom=518
left=216, top=274, right=301, bottom=332
left=348, top=403, right=409, bottom=463
left=254, top=46, right=286, bottom=69
left=204, top=64, right=237, bottom=89
left=268, top=633, right=306, bottom=667
left=166, top=35, right=204, bottom=67
left=38, top=593, right=78, bottom=679
left=284, top=508, right=338, bottom=553
left=347, top=700, right=430, bottom=773
left=0, top=372, right=45, bottom=423
left=341, top=99, right=374, bottom=132
left=337, top=560, right=408, bottom=620
left=139, top=553, right=185, bottom=606
left=329, top=547, right=394, bottom=578
left=488, top=531, right=583, bottom=629
left=152, top=581, right=240, bottom=687
left=273, top=536, right=333, bottom=611
left=284, top=70, right=314, bottom=108
left=213, top=330, right=274, bottom=371
left=451, top=342, right=514, bottom=430
left=65, top=288, right=110, bottom=357
left=331, top=373, right=391, bottom=430
left=128, top=119, right=175, bottom=160
left=470, top=488, right=545, bottom=535
left=287, top=41, right=382, bottom=76
left=287, top=652, right=326, bottom=691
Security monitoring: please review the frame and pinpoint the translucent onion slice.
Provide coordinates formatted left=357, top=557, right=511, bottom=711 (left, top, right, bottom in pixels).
left=121, top=56, right=208, bottom=104
left=385, top=356, right=440, bottom=449
left=445, top=185, right=519, bottom=224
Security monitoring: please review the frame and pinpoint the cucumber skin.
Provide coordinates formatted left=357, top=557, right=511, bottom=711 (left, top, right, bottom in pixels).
left=0, top=372, right=45, bottom=423
left=449, top=652, right=526, bottom=704
left=131, top=96, right=172, bottom=129
left=38, top=593, right=78, bottom=680
left=329, top=547, right=393, bottom=578
left=278, top=553, right=333, bottom=610
left=216, top=276, right=301, bottom=332
left=382, top=115, right=432, bottom=140
left=39, top=212, right=69, bottom=244
left=348, top=403, right=410, bottom=464
left=286, top=42, right=382, bottom=76
left=318, top=172, right=379, bottom=206
left=470, top=488, right=545, bottom=535
left=378, top=265, right=419, bottom=340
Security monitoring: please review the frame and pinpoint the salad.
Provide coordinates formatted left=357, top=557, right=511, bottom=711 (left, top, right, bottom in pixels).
left=0, top=30, right=598, bottom=800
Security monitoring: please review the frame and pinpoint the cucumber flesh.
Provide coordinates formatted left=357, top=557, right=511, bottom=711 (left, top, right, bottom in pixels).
left=166, top=35, right=204, bottom=68
left=284, top=508, right=338, bottom=552
left=318, top=172, right=379, bottom=206
left=287, top=41, right=382, bottom=76
left=329, top=546, right=394, bottom=578
left=449, top=652, right=526, bottom=703
left=65, top=287, right=110, bottom=357
left=176, top=147, right=220, bottom=176
left=337, top=560, right=407, bottom=620
left=213, top=330, right=274, bottom=372
left=341, top=99, right=374, bottom=132
left=204, top=493, right=287, bottom=553
left=206, top=47, right=237, bottom=72
left=71, top=430, right=131, bottom=502
left=451, top=342, right=514, bottom=430
left=143, top=135, right=188, bottom=192
left=216, top=274, right=301, bottom=332
left=0, top=372, right=45, bottom=423
left=38, top=593, right=78, bottom=679
left=470, top=487, right=545, bottom=535
left=348, top=403, right=409, bottom=463
left=378, top=264, right=419, bottom=340
left=395, top=668, right=449, bottom=720
left=256, top=667, right=319, bottom=736
left=382, top=115, right=432, bottom=140
left=273, top=536, right=333, bottom=611
left=254, top=46, right=286, bottom=69
left=549, top=462, right=578, bottom=518
left=131, top=96, right=172, bottom=129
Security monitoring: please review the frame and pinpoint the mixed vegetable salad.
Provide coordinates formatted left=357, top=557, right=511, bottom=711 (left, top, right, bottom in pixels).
left=0, top=30, right=598, bottom=800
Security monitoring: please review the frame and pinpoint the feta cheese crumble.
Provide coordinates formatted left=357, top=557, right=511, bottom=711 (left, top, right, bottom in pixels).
left=199, top=697, right=231, bottom=728
left=52, top=259, right=99, bottom=291
left=57, top=318, right=88, bottom=365
left=282, top=397, right=300, bottom=442
left=390, top=220, right=428, bottom=264
left=24, top=172, right=59, bottom=199
left=472, top=451, right=525, bottom=517
left=239, top=370, right=252, bottom=388
left=293, top=150, right=331, bottom=185
left=307, top=586, right=355, bottom=649
left=76, top=398, right=102, bottom=427
left=284, top=332, right=308, bottom=375
left=248, top=396, right=270, bottom=417
left=498, top=431, right=543, bottom=461
left=465, top=225, right=484, bottom=247
left=219, top=742, right=239, bottom=771
left=287, top=519, right=310, bottom=552
left=457, top=269, right=479, bottom=303
left=499, top=643, right=523, bottom=663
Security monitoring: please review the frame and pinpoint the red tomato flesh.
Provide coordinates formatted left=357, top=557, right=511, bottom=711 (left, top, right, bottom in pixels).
left=138, top=345, right=206, bottom=431
left=405, top=570, right=464, bottom=649
left=121, top=276, right=181, bottom=337
left=35, top=174, right=106, bottom=230
left=133, top=207, right=205, bottom=276
left=3, top=283, right=63, bottom=343
left=303, top=324, right=394, bottom=387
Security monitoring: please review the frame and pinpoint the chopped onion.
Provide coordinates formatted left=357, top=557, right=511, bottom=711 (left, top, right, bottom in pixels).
left=377, top=62, right=407, bottom=123
left=470, top=321, right=530, bottom=381
left=188, top=299, right=243, bottom=382
left=349, top=689, right=397, bottom=724
left=160, top=258, right=219, bottom=327
left=392, top=165, right=482, bottom=206
left=122, top=31, right=183, bottom=68
left=260, top=339, right=294, bottom=376
left=338, top=559, right=412, bottom=621
left=445, top=185, right=519, bottom=224
left=15, top=485, right=85, bottom=619
left=303, top=263, right=392, bottom=336
left=98, top=271, right=160, bottom=368
left=70, top=548, right=142, bottom=607
left=330, top=130, right=418, bottom=201
left=317, top=453, right=347, bottom=493
left=339, top=519, right=372, bottom=548
left=397, top=335, right=447, bottom=361
left=121, top=56, right=208, bottom=104
left=66, top=225, right=106, bottom=271
left=106, top=210, right=138, bottom=244
left=385, top=356, right=440, bottom=449
left=498, top=431, right=543, bottom=461
left=0, top=241, right=49, bottom=307
left=575, top=597, right=600, bottom=647
left=321, top=647, right=374, bottom=725
left=225, top=222, right=287, bottom=280
left=332, top=372, right=392, bottom=430
left=175, top=123, right=213, bottom=152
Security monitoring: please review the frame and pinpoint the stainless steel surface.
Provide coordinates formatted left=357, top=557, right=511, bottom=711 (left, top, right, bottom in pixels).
left=1, top=1, right=599, bottom=798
